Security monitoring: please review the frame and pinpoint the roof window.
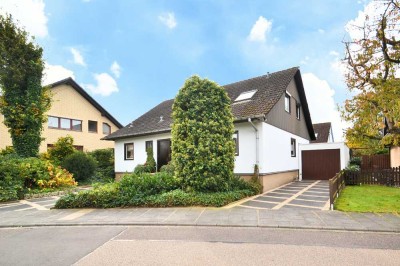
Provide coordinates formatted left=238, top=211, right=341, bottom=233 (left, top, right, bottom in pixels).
left=235, top=90, right=257, bottom=102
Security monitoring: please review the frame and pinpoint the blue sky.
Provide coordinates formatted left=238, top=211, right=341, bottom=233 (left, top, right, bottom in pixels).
left=0, top=0, right=373, bottom=141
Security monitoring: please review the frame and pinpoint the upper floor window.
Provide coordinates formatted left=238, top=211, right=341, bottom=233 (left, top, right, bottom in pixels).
left=295, top=101, right=300, bottom=120
left=235, top=90, right=257, bottom=102
left=232, top=131, right=239, bottom=156
left=291, top=138, right=296, bottom=157
left=88, top=120, right=98, bottom=133
left=103, top=123, right=111, bottom=135
left=48, top=116, right=82, bottom=131
left=285, top=93, right=291, bottom=113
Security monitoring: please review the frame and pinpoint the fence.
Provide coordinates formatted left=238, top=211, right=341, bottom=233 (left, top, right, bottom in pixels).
left=346, top=167, right=400, bottom=187
left=361, top=154, right=391, bottom=170
left=328, top=171, right=346, bottom=210
left=328, top=167, right=400, bottom=210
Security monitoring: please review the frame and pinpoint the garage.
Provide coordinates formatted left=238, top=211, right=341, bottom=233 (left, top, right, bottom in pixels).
left=299, top=143, right=350, bottom=181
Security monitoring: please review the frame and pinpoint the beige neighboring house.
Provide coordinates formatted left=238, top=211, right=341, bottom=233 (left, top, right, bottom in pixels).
left=0, top=77, right=123, bottom=153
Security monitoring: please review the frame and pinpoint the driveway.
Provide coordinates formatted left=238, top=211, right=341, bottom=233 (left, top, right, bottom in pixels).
left=236, top=180, right=330, bottom=211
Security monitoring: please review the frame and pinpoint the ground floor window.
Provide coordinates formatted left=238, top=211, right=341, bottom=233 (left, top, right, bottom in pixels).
left=145, top=140, right=153, bottom=152
left=233, top=131, right=239, bottom=156
left=124, top=143, right=134, bottom=160
left=291, top=138, right=296, bottom=157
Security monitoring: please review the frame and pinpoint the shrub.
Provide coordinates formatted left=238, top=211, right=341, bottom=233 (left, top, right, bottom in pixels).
left=345, top=164, right=360, bottom=171
left=172, top=75, right=235, bottom=192
left=0, top=146, right=15, bottom=156
left=160, top=161, right=175, bottom=175
left=145, top=147, right=156, bottom=173
left=48, top=135, right=75, bottom=164
left=88, top=149, right=115, bottom=182
left=349, top=157, right=361, bottom=166
left=119, top=172, right=180, bottom=201
left=134, top=164, right=151, bottom=174
left=0, top=157, right=25, bottom=202
left=61, top=152, right=97, bottom=182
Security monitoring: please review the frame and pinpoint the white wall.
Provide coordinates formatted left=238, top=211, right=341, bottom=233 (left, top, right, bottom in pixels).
left=261, top=123, right=310, bottom=174
left=115, top=132, right=171, bottom=173
left=233, top=122, right=259, bottom=174
left=298, top=142, right=350, bottom=181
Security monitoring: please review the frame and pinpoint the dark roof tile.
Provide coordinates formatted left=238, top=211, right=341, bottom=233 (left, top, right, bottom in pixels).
left=311, top=122, right=332, bottom=143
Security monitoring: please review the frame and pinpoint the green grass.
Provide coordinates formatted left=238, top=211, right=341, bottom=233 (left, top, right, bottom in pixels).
left=335, top=185, right=400, bottom=213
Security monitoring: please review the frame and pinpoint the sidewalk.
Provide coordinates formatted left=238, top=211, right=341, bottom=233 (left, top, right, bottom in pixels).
left=1, top=203, right=400, bottom=232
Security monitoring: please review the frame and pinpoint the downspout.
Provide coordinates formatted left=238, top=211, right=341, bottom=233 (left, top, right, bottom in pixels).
left=248, top=118, right=259, bottom=175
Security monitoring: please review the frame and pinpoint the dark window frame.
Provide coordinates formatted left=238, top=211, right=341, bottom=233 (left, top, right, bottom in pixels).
left=102, top=122, right=111, bottom=135
left=145, top=140, right=153, bottom=152
left=124, top=143, right=134, bottom=160
left=285, top=93, right=291, bottom=113
left=295, top=100, right=300, bottom=120
left=233, top=131, right=239, bottom=156
left=291, top=138, right=296, bottom=157
left=48, top=116, right=82, bottom=132
left=88, top=120, right=98, bottom=133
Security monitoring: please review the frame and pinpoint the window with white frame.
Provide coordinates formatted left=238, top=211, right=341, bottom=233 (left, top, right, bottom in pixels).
left=290, top=138, right=296, bottom=157
left=285, top=93, right=291, bottom=113
left=295, top=101, right=300, bottom=120
left=235, top=90, right=257, bottom=102
left=124, top=143, right=134, bottom=160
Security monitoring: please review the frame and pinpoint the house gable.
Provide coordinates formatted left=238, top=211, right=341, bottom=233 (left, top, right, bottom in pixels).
left=265, top=78, right=311, bottom=140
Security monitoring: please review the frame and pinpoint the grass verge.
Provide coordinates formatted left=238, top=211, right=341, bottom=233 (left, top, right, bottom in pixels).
left=335, top=185, right=400, bottom=213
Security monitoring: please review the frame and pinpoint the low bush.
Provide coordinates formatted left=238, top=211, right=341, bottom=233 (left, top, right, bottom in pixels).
left=0, top=156, right=77, bottom=202
left=349, top=157, right=361, bottom=167
left=133, top=164, right=151, bottom=174
left=61, top=152, right=97, bottom=182
left=48, top=135, right=75, bottom=165
left=160, top=161, right=175, bottom=175
left=345, top=164, right=360, bottom=171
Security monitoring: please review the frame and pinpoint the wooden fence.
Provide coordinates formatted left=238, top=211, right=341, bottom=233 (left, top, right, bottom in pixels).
left=328, top=171, right=346, bottom=210
left=361, top=154, right=391, bottom=170
left=345, top=167, right=400, bottom=187
left=328, top=167, right=400, bottom=210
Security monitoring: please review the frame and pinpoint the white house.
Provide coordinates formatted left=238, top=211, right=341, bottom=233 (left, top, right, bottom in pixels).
left=105, top=67, right=318, bottom=192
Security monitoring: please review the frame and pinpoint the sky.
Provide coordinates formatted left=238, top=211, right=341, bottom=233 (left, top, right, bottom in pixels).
left=0, top=0, right=376, bottom=141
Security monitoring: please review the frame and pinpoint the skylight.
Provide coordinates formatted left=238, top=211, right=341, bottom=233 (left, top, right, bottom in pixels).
left=235, top=90, right=257, bottom=102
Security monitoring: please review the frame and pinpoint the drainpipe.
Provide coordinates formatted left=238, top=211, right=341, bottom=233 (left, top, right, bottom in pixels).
left=248, top=118, right=259, bottom=173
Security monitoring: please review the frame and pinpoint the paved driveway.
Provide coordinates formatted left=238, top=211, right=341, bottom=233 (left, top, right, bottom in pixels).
left=237, top=180, right=330, bottom=211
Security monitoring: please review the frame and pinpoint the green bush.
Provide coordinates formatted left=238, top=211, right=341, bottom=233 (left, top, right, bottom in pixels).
left=119, top=172, right=180, bottom=201
left=172, top=75, right=235, bottom=192
left=61, top=152, right=97, bottom=182
left=145, top=148, right=156, bottom=173
left=0, top=156, right=76, bottom=202
left=349, top=157, right=361, bottom=166
left=88, top=149, right=115, bottom=182
left=133, top=164, right=151, bottom=174
left=160, top=161, right=175, bottom=175
left=0, top=146, right=16, bottom=156
left=345, top=164, right=360, bottom=171
left=48, top=135, right=75, bottom=165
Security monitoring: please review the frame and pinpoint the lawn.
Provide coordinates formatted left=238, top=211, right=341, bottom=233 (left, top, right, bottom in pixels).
left=335, top=185, right=400, bottom=213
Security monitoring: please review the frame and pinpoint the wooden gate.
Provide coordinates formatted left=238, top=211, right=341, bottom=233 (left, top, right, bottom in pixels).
left=302, top=149, right=341, bottom=180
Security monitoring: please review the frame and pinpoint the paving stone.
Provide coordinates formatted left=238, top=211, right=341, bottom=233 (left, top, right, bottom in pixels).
left=240, top=201, right=276, bottom=209
left=255, top=196, right=285, bottom=203
left=289, top=199, right=326, bottom=208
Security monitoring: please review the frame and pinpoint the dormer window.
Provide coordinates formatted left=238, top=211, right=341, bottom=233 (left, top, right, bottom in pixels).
left=235, top=90, right=257, bottom=102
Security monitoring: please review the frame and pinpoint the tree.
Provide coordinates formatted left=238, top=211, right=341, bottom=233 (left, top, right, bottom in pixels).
left=0, top=14, right=51, bottom=157
left=342, top=0, right=400, bottom=153
left=171, top=75, right=235, bottom=192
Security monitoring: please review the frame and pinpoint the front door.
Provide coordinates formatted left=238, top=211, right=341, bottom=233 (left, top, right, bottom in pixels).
left=157, top=139, right=171, bottom=171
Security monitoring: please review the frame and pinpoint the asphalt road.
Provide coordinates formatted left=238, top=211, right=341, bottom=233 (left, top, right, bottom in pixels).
left=0, top=226, right=399, bottom=266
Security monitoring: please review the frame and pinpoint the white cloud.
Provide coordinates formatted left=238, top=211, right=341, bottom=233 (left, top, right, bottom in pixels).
left=302, top=73, right=349, bottom=141
left=84, top=73, right=119, bottom=96
left=110, top=61, right=121, bottom=78
left=70, top=48, right=86, bottom=67
left=0, top=0, right=48, bottom=38
left=248, top=16, right=272, bottom=43
left=42, top=63, right=75, bottom=85
left=329, top=50, right=339, bottom=57
left=158, top=12, right=177, bottom=29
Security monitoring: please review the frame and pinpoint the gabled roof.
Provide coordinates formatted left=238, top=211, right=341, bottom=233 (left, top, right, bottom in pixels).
left=105, top=67, right=315, bottom=140
left=311, top=122, right=332, bottom=143
left=48, top=78, right=123, bottom=129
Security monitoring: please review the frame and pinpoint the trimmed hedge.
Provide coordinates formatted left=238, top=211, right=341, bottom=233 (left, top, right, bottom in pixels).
left=55, top=172, right=259, bottom=209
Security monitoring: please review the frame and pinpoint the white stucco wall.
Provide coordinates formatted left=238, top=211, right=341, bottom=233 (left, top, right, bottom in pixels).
left=298, top=142, right=350, bottom=181
left=233, top=122, right=259, bottom=174
left=115, top=132, right=171, bottom=173
left=261, top=122, right=310, bottom=174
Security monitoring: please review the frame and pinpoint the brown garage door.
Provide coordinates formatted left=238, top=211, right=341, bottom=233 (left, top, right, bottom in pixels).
left=302, top=149, right=340, bottom=180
